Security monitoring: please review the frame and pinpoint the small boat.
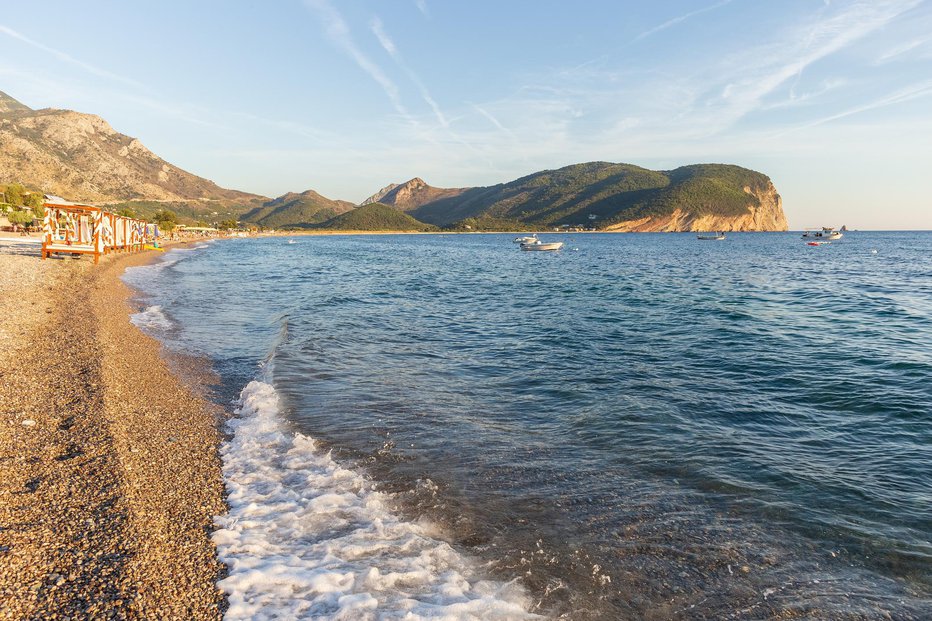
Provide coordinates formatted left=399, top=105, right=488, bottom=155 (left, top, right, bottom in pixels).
left=697, top=232, right=725, bottom=240
left=513, top=234, right=539, bottom=244
left=286, top=239, right=297, bottom=244
left=520, top=239, right=564, bottom=251
left=807, top=241, right=830, bottom=246
left=802, top=227, right=843, bottom=240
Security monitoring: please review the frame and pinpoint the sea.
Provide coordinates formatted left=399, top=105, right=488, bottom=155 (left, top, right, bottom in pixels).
left=122, top=232, right=931, bottom=620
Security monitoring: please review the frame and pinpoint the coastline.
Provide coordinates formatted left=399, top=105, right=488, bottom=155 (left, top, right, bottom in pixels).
left=0, top=244, right=226, bottom=618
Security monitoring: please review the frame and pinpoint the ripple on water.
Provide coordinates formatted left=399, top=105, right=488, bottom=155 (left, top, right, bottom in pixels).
left=125, top=232, right=932, bottom=619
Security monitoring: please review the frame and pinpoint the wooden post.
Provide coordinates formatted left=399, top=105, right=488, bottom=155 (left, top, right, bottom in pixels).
left=93, top=208, right=103, bottom=264
left=41, top=206, right=54, bottom=260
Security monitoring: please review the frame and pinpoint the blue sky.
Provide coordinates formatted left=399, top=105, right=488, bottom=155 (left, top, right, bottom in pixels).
left=2, top=0, right=931, bottom=228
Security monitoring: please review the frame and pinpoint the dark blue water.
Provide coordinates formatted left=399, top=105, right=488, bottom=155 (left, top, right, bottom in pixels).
left=125, top=232, right=931, bottom=619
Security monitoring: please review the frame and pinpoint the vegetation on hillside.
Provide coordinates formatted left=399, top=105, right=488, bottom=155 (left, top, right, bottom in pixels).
left=103, top=199, right=260, bottom=226
left=410, top=162, right=774, bottom=228
left=241, top=191, right=354, bottom=229
left=444, top=216, right=531, bottom=232
left=0, top=182, right=45, bottom=227
left=314, top=203, right=438, bottom=231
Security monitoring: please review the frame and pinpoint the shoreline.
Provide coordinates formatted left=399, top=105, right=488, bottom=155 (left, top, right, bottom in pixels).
left=0, top=246, right=227, bottom=618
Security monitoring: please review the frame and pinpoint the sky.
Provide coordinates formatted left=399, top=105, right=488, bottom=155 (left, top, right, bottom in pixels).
left=2, top=0, right=931, bottom=229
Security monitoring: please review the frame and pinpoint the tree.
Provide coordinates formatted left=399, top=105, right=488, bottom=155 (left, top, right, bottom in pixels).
left=218, top=219, right=238, bottom=231
left=7, top=210, right=35, bottom=227
left=118, top=207, right=137, bottom=218
left=151, top=208, right=177, bottom=233
left=3, top=183, right=25, bottom=207
left=152, top=208, right=177, bottom=224
left=24, top=192, right=44, bottom=210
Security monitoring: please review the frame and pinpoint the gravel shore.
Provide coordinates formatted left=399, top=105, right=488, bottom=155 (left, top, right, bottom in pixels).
left=0, top=242, right=227, bottom=619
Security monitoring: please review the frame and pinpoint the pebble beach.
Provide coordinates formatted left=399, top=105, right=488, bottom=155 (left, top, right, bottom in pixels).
left=0, top=239, right=226, bottom=619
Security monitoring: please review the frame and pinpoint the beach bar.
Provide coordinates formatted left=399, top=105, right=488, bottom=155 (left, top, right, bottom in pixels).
left=41, top=200, right=152, bottom=264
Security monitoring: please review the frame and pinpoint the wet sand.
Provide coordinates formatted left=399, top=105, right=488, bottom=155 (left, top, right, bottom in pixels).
left=0, top=242, right=226, bottom=619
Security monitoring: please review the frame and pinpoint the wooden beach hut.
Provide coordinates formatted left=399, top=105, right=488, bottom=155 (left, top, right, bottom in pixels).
left=41, top=199, right=152, bottom=263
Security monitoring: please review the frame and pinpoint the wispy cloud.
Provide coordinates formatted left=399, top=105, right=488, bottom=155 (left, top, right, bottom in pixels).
left=786, top=78, right=932, bottom=132
left=470, top=103, right=508, bottom=132
left=762, top=78, right=848, bottom=110
left=303, top=0, right=411, bottom=122
left=0, top=23, right=145, bottom=89
left=633, top=0, right=734, bottom=42
left=875, top=37, right=929, bottom=63
left=699, top=0, right=923, bottom=130
left=370, top=16, right=448, bottom=127
left=414, top=0, right=429, bottom=18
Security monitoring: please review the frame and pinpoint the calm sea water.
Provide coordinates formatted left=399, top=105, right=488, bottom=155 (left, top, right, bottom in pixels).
left=124, top=232, right=931, bottom=620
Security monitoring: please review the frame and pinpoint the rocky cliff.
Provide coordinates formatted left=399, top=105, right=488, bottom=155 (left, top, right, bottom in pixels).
left=0, top=90, right=262, bottom=204
left=604, top=183, right=787, bottom=232
left=365, top=177, right=469, bottom=211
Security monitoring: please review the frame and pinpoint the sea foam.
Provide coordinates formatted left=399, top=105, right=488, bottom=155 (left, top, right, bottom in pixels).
left=129, top=304, right=173, bottom=332
left=214, top=378, right=537, bottom=620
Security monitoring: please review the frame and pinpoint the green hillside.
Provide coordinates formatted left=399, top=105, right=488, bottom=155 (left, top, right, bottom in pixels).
left=316, top=203, right=438, bottom=231
left=102, top=198, right=264, bottom=225
left=409, top=162, right=775, bottom=228
left=240, top=190, right=354, bottom=229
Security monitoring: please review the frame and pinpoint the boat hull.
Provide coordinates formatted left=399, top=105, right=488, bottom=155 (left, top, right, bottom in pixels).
left=520, top=242, right=564, bottom=251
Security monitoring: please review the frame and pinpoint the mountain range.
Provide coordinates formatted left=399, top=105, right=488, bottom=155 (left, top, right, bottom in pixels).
left=0, top=90, right=262, bottom=210
left=367, top=163, right=786, bottom=232
left=1, top=90, right=787, bottom=231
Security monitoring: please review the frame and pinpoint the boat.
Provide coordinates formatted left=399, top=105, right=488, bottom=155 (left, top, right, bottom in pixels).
left=520, top=239, right=564, bottom=251
left=513, top=234, right=538, bottom=243
left=697, top=232, right=725, bottom=240
left=802, top=227, right=843, bottom=240
left=286, top=239, right=297, bottom=244
left=806, top=241, right=831, bottom=246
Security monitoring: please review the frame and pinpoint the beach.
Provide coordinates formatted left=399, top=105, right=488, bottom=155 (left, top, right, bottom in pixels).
left=0, top=240, right=226, bottom=619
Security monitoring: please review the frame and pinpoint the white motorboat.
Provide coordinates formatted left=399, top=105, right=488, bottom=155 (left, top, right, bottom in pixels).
left=802, top=227, right=843, bottom=241
left=520, top=239, right=564, bottom=251
left=697, top=232, right=725, bottom=240
left=513, top=234, right=539, bottom=243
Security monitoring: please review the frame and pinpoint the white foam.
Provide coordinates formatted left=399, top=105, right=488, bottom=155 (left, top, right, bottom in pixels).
left=129, top=304, right=173, bottom=332
left=214, top=378, right=539, bottom=620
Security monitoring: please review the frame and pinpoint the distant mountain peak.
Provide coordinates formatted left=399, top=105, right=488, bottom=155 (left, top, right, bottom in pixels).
left=241, top=188, right=354, bottom=228
left=0, top=90, right=32, bottom=114
left=360, top=182, right=399, bottom=206
left=362, top=177, right=469, bottom=212
left=0, top=89, right=263, bottom=204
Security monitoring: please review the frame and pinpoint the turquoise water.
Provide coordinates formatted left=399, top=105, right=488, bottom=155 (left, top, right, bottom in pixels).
left=125, top=232, right=931, bottom=619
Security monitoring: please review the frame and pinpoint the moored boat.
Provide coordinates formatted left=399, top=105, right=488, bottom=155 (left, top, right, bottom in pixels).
left=802, top=227, right=843, bottom=240
left=520, top=239, right=564, bottom=251
left=513, top=234, right=539, bottom=243
left=697, top=232, right=725, bottom=240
